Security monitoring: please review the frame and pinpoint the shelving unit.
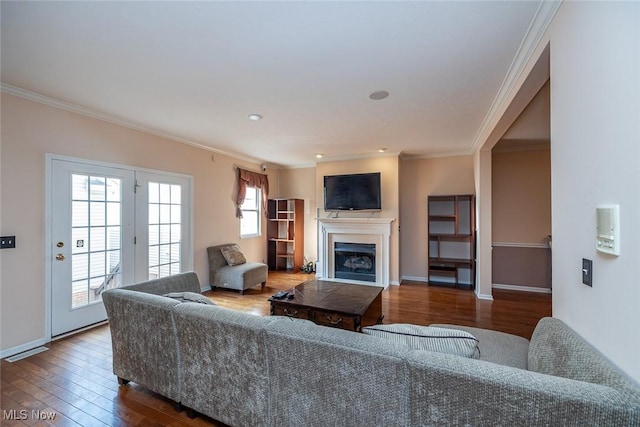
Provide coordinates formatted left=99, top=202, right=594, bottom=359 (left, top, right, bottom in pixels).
left=267, top=198, right=304, bottom=272
left=428, top=195, right=476, bottom=289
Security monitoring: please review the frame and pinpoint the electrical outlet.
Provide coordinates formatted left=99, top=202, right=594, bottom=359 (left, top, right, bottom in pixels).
left=582, top=258, right=593, bottom=287
left=1, top=236, right=16, bottom=249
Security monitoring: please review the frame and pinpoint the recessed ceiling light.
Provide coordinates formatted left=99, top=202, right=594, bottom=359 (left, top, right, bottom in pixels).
left=378, top=148, right=387, bottom=153
left=369, top=90, right=389, bottom=100
left=315, top=153, right=324, bottom=159
left=247, top=114, right=263, bottom=120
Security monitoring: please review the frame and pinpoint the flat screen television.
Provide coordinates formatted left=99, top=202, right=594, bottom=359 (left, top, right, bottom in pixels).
left=323, top=172, right=382, bottom=211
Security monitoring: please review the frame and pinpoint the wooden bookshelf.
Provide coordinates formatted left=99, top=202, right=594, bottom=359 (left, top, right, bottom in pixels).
left=428, top=195, right=476, bottom=289
left=267, top=198, right=304, bottom=272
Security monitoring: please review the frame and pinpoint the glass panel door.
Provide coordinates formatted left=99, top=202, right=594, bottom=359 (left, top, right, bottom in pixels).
left=135, top=172, right=192, bottom=282
left=147, top=182, right=182, bottom=279
left=51, top=160, right=135, bottom=336
left=49, top=157, right=193, bottom=336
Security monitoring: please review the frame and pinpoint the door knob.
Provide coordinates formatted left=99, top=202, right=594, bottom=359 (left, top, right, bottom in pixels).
left=56, top=254, right=65, bottom=261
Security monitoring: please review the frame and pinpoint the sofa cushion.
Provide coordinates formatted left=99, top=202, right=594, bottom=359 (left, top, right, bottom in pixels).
left=363, top=324, right=480, bottom=358
left=163, top=291, right=216, bottom=305
left=430, top=323, right=529, bottom=369
left=220, top=244, right=247, bottom=266
left=121, top=271, right=201, bottom=295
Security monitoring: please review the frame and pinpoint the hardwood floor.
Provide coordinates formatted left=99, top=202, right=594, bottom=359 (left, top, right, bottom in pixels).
left=1, top=272, right=551, bottom=426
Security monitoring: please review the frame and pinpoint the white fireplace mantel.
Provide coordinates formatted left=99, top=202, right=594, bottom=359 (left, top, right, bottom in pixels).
left=317, top=218, right=395, bottom=287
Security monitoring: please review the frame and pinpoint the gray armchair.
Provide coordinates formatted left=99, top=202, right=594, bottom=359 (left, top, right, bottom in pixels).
left=207, top=243, right=268, bottom=294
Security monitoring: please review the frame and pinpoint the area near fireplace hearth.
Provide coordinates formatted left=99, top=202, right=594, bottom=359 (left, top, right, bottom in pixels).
left=316, top=217, right=394, bottom=287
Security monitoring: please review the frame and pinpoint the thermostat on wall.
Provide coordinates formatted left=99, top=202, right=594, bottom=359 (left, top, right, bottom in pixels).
left=596, top=204, right=620, bottom=256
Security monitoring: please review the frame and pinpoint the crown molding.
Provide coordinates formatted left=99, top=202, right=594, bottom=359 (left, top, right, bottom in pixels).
left=470, top=0, right=562, bottom=153
left=313, top=151, right=402, bottom=164
left=401, top=149, right=473, bottom=160
left=0, top=82, right=265, bottom=165
left=279, top=162, right=318, bottom=169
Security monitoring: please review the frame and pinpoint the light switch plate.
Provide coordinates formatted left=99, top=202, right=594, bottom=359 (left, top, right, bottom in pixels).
left=596, top=204, right=620, bottom=256
left=582, top=258, right=593, bottom=287
left=1, top=236, right=16, bottom=249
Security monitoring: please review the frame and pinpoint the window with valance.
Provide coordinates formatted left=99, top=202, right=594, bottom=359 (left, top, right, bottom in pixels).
left=235, top=167, right=269, bottom=219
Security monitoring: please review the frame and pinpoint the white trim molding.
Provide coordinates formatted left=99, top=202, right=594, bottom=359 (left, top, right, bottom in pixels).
left=492, top=242, right=551, bottom=249
left=493, top=283, right=552, bottom=294
left=0, top=338, right=48, bottom=360
left=471, top=0, right=562, bottom=152
left=476, top=292, right=494, bottom=301
left=401, top=275, right=429, bottom=283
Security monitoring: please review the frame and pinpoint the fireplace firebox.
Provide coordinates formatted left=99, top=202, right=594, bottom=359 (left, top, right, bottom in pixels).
left=334, top=242, right=376, bottom=282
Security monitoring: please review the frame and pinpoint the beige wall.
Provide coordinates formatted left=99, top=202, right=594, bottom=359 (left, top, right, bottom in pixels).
left=399, top=155, right=475, bottom=280
left=316, top=157, right=400, bottom=283
left=275, top=167, right=317, bottom=264
left=545, top=1, right=640, bottom=382
left=492, top=148, right=551, bottom=244
left=491, top=148, right=551, bottom=290
left=0, top=93, right=272, bottom=353
left=477, top=1, right=639, bottom=382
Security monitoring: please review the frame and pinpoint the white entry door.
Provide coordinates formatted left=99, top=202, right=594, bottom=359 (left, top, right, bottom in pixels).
left=49, top=157, right=194, bottom=337
left=51, top=159, right=135, bottom=336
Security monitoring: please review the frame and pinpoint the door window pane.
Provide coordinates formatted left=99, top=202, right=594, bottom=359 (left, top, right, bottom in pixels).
left=89, top=176, right=106, bottom=201
left=148, top=181, right=182, bottom=279
left=71, top=174, right=122, bottom=308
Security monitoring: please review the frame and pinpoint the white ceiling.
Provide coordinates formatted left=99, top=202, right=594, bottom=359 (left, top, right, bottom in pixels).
left=1, top=1, right=545, bottom=167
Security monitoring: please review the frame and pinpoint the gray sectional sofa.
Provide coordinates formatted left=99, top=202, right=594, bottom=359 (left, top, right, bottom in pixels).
left=103, top=272, right=640, bottom=426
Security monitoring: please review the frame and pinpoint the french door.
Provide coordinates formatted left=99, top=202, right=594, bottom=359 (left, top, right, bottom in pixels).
left=134, top=172, right=192, bottom=283
left=49, top=157, right=192, bottom=337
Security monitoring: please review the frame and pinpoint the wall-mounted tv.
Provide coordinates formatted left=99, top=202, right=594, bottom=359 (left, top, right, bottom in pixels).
left=323, top=172, right=382, bottom=211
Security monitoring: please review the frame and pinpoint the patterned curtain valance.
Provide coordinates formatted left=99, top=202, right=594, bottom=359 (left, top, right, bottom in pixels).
left=235, top=168, right=269, bottom=218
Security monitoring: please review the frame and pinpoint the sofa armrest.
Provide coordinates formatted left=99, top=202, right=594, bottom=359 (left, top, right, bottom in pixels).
left=406, top=350, right=640, bottom=426
left=529, top=317, right=640, bottom=394
left=102, top=289, right=183, bottom=402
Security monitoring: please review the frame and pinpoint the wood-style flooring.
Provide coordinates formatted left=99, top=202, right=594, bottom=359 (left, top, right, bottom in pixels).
left=1, top=272, right=551, bottom=426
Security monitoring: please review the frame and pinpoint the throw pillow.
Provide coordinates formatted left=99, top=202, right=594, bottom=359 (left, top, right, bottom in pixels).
left=362, top=324, right=480, bottom=358
left=163, top=292, right=216, bottom=305
left=220, top=244, right=247, bottom=266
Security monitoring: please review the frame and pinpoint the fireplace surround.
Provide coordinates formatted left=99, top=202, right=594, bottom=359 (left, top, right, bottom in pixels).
left=317, top=217, right=394, bottom=287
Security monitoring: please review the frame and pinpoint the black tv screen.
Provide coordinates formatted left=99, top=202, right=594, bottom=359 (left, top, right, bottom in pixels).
left=323, top=172, right=382, bottom=211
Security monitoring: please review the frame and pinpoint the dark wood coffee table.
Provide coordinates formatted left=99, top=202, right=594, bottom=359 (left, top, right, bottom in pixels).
left=269, top=279, right=384, bottom=332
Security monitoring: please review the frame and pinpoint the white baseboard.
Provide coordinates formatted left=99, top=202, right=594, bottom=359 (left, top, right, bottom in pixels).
left=492, top=283, right=552, bottom=294
left=1, top=337, right=48, bottom=359
left=400, top=275, right=428, bottom=283
left=476, top=292, right=494, bottom=301
left=52, top=320, right=108, bottom=341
